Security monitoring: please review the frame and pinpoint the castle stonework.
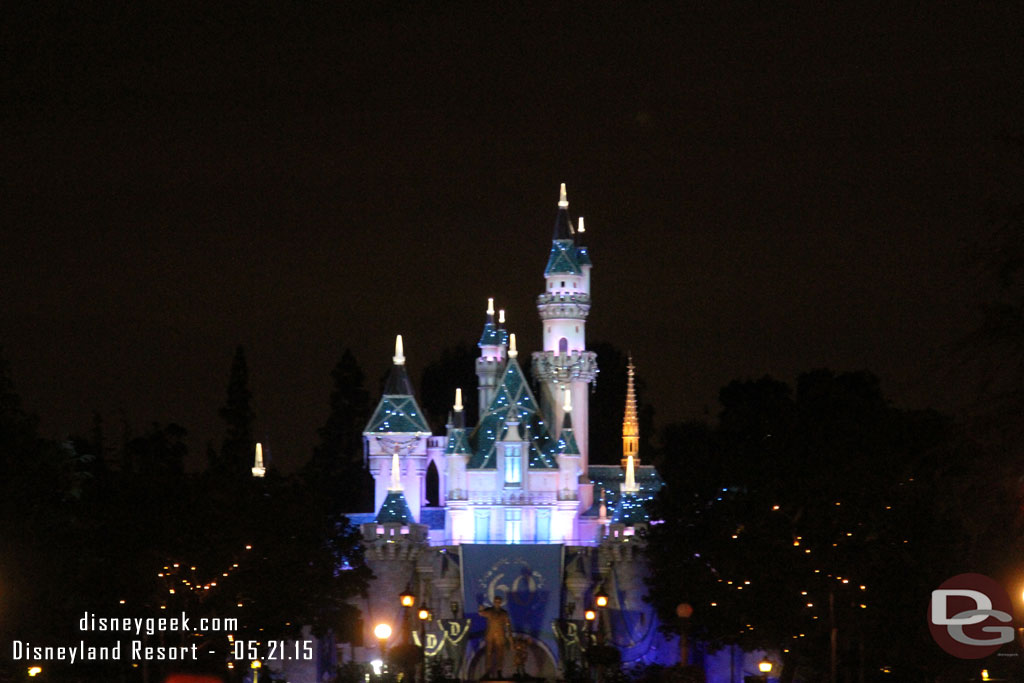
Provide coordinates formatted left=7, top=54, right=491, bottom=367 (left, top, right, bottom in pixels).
left=350, top=186, right=671, bottom=679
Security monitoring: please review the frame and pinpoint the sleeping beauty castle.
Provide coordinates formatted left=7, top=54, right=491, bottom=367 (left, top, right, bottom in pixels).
left=339, top=185, right=674, bottom=681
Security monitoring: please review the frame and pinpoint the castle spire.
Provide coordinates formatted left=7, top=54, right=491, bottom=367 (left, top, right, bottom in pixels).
left=393, top=334, right=405, bottom=365
left=389, top=452, right=402, bottom=491
left=623, top=454, right=638, bottom=493
left=553, top=182, right=573, bottom=239
left=508, top=333, right=518, bottom=359
left=477, top=298, right=505, bottom=410
left=453, top=387, right=465, bottom=429
left=251, top=442, right=266, bottom=478
left=621, top=354, right=640, bottom=468
left=383, top=334, right=416, bottom=395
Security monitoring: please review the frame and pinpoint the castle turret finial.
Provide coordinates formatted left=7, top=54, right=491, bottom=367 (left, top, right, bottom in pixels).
left=508, top=333, right=518, bottom=358
left=578, top=217, right=585, bottom=233
left=559, top=182, right=568, bottom=208
left=454, top=388, right=463, bottom=413
left=251, top=442, right=266, bottom=478
left=389, top=452, right=402, bottom=491
left=487, top=297, right=495, bottom=316
left=393, top=335, right=405, bottom=365
left=624, top=454, right=638, bottom=493
left=498, top=309, right=505, bottom=325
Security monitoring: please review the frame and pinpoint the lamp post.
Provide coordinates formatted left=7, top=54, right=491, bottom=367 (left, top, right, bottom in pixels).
left=417, top=608, right=431, bottom=683
left=753, top=658, right=772, bottom=683
left=250, top=660, right=261, bottom=683
left=374, top=622, right=393, bottom=677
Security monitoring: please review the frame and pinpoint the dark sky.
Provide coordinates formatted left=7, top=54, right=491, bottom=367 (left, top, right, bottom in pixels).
left=2, top=3, right=1023, bottom=471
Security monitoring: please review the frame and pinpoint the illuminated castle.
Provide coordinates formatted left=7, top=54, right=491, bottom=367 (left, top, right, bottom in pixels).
left=360, top=184, right=657, bottom=544
left=345, top=186, right=671, bottom=680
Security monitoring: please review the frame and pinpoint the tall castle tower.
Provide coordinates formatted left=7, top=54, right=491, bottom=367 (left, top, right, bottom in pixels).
left=621, top=355, right=639, bottom=469
left=531, top=184, right=598, bottom=508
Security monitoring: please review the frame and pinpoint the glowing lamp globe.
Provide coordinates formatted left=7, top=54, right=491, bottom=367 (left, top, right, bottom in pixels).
left=374, top=623, right=392, bottom=640
left=418, top=608, right=430, bottom=621
left=400, top=588, right=416, bottom=608
left=584, top=610, right=596, bottom=621
left=758, top=659, right=772, bottom=673
left=676, top=603, right=694, bottom=619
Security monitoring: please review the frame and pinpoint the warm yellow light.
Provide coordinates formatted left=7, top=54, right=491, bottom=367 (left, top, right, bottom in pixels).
left=418, top=608, right=430, bottom=621
left=981, top=670, right=990, bottom=681
left=374, top=623, right=392, bottom=640
left=28, top=667, right=42, bottom=677
left=595, top=595, right=609, bottom=608
left=584, top=610, right=596, bottom=621
left=251, top=660, right=261, bottom=669
left=401, top=594, right=415, bottom=608
left=759, top=660, right=772, bottom=673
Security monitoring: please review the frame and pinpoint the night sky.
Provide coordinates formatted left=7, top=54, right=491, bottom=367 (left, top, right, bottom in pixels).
left=3, top=3, right=1023, bottom=471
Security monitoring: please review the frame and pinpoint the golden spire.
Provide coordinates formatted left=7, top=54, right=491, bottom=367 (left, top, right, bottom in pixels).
left=622, top=354, right=640, bottom=469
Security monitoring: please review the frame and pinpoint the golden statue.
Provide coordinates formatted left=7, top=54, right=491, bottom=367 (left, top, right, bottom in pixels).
left=478, top=596, right=512, bottom=679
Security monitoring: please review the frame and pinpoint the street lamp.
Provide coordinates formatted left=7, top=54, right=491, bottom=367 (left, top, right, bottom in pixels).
left=594, top=588, right=609, bottom=609
left=250, top=660, right=261, bottom=683
left=374, top=622, right=393, bottom=648
left=400, top=585, right=416, bottom=608
left=417, top=608, right=431, bottom=683
left=758, top=659, right=772, bottom=674
left=27, top=667, right=42, bottom=677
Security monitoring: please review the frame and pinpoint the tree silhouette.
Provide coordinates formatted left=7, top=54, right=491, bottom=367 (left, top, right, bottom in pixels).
left=307, top=348, right=374, bottom=513
left=645, top=370, right=994, bottom=682
left=211, top=345, right=254, bottom=478
left=419, top=342, right=480, bottom=431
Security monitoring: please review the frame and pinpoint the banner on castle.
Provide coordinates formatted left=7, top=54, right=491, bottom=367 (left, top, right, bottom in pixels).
left=461, top=543, right=564, bottom=649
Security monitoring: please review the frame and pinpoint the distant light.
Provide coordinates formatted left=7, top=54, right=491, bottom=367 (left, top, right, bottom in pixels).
left=374, top=623, right=392, bottom=640
left=28, top=667, right=42, bottom=677
left=759, top=660, right=773, bottom=673
left=584, top=610, right=596, bottom=621
left=371, top=660, right=383, bottom=675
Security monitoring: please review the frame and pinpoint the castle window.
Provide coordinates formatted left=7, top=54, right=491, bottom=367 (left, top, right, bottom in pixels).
left=505, top=508, right=521, bottom=543
left=425, top=460, right=440, bottom=506
left=561, top=281, right=565, bottom=287
left=474, top=509, right=491, bottom=542
left=559, top=338, right=568, bottom=354
left=535, top=509, right=551, bottom=542
left=504, top=445, right=522, bottom=486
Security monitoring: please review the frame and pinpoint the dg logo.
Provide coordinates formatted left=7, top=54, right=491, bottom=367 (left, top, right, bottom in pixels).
left=928, top=573, right=1016, bottom=659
